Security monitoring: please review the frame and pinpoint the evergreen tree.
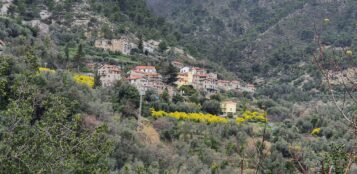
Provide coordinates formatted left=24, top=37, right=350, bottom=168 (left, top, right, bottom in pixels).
left=94, top=71, right=102, bottom=88
left=64, top=44, right=70, bottom=60
left=161, top=89, right=170, bottom=103
left=138, top=35, right=144, bottom=53
left=74, top=43, right=84, bottom=70
left=162, top=63, right=178, bottom=86
left=158, top=41, right=168, bottom=52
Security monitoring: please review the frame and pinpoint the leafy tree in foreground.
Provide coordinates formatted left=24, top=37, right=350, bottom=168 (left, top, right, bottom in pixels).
left=0, top=55, right=112, bottom=173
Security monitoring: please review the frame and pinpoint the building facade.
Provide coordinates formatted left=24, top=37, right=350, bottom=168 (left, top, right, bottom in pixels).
left=95, top=37, right=132, bottom=55
left=128, top=66, right=166, bottom=94
left=220, top=101, right=237, bottom=116
left=98, top=64, right=122, bottom=87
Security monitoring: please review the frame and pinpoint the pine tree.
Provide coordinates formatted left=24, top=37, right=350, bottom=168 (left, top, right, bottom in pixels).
left=94, top=71, right=102, bottom=88
left=64, top=44, right=70, bottom=60
left=138, top=35, right=144, bottom=53
left=161, top=89, right=170, bottom=103
left=74, top=43, right=84, bottom=71
left=162, top=63, right=178, bottom=86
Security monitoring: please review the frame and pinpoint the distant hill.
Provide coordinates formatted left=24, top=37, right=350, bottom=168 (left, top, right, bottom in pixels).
left=146, top=0, right=357, bottom=82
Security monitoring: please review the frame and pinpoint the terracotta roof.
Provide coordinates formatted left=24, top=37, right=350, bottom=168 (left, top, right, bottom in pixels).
left=192, top=67, right=205, bottom=70
left=133, top=70, right=160, bottom=76
left=218, top=80, right=230, bottom=83
left=135, top=66, right=156, bottom=70
left=172, top=61, right=183, bottom=65
left=127, top=75, right=144, bottom=80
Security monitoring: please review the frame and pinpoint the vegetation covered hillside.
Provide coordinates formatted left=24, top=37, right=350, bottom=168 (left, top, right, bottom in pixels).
left=0, top=0, right=356, bottom=173
left=147, top=0, right=357, bottom=81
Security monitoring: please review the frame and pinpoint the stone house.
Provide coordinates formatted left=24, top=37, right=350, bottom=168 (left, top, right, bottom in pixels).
left=220, top=101, right=237, bottom=116
left=128, top=66, right=166, bottom=94
left=95, top=37, right=132, bottom=55
left=192, top=67, right=207, bottom=75
left=218, top=80, right=241, bottom=91
left=240, top=83, right=256, bottom=93
left=192, top=75, right=218, bottom=93
left=98, top=64, right=122, bottom=87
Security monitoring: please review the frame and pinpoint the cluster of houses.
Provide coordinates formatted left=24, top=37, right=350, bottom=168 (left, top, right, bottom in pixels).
left=87, top=63, right=172, bottom=94
left=172, top=61, right=255, bottom=94
left=85, top=62, right=254, bottom=117
left=88, top=62, right=255, bottom=94
left=87, top=61, right=256, bottom=96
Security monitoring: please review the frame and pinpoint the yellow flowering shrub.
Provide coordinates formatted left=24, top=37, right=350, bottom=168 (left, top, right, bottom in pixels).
left=73, top=74, right=94, bottom=88
left=150, top=109, right=228, bottom=124
left=311, top=128, right=321, bottom=135
left=235, top=111, right=267, bottom=124
left=39, top=67, right=55, bottom=73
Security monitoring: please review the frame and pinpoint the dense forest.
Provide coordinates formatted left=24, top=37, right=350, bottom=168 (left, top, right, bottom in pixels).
left=0, top=0, right=356, bottom=173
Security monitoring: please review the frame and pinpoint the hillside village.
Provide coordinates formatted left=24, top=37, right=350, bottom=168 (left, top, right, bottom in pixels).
left=72, top=32, right=257, bottom=117
left=91, top=62, right=256, bottom=94
left=1, top=0, right=356, bottom=173
left=84, top=59, right=256, bottom=117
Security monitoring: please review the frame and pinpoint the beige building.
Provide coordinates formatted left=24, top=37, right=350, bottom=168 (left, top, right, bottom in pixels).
left=98, top=64, right=122, bottom=87
left=221, top=101, right=237, bottom=116
left=95, top=37, right=132, bottom=55
left=176, top=66, right=218, bottom=94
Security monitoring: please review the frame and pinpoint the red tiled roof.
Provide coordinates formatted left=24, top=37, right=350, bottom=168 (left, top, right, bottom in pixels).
left=127, top=75, right=144, bottom=80
left=172, top=61, right=182, bottom=64
left=135, top=66, right=156, bottom=70
left=192, top=67, right=205, bottom=70
left=218, top=80, right=230, bottom=83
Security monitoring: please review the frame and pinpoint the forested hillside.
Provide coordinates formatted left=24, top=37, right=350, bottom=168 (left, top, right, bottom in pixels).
left=147, top=0, right=357, bottom=80
left=0, top=0, right=356, bottom=173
